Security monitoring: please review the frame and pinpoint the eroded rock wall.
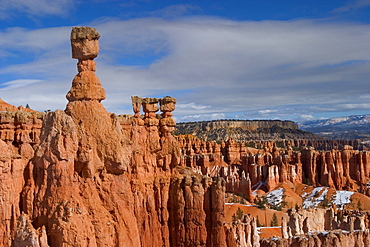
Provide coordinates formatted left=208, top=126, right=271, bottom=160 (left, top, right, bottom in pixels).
left=177, top=137, right=370, bottom=193
left=4, top=26, right=230, bottom=247
left=0, top=26, right=369, bottom=247
left=175, top=120, right=320, bottom=143
left=260, top=230, right=370, bottom=247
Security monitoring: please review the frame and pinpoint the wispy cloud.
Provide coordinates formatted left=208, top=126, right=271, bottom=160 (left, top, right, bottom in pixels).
left=258, top=109, right=278, bottom=115
left=146, top=4, right=201, bottom=19
left=0, top=0, right=76, bottom=19
left=0, top=79, right=42, bottom=90
left=177, top=113, right=226, bottom=122
left=1, top=17, right=370, bottom=122
left=177, top=102, right=210, bottom=110
left=300, top=114, right=315, bottom=121
left=332, top=0, right=370, bottom=13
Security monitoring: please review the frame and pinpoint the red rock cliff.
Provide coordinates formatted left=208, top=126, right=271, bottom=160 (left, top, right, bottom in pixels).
left=3, top=26, right=232, bottom=247
left=0, top=26, right=369, bottom=247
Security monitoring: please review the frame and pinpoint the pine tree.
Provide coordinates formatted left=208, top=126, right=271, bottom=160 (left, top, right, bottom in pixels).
left=25, top=104, right=30, bottom=109
left=271, top=213, right=279, bottom=227
left=255, top=196, right=268, bottom=209
left=256, top=216, right=262, bottom=227
left=357, top=200, right=363, bottom=211
left=337, top=211, right=343, bottom=222
left=321, top=196, right=330, bottom=208
left=232, top=207, right=244, bottom=221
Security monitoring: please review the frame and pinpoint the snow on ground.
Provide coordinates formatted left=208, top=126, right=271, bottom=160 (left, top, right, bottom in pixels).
left=302, top=187, right=328, bottom=209
left=301, top=187, right=354, bottom=209
left=333, top=191, right=354, bottom=210
left=225, top=203, right=256, bottom=207
left=265, top=188, right=284, bottom=207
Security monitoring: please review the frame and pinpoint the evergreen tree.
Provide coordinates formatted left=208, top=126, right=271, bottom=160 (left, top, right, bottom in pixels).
left=321, top=196, right=330, bottom=208
left=256, top=216, right=262, bottom=227
left=232, top=207, right=244, bottom=221
left=256, top=196, right=268, bottom=209
left=357, top=200, right=363, bottom=211
left=271, top=213, right=279, bottom=227
left=337, top=211, right=343, bottom=222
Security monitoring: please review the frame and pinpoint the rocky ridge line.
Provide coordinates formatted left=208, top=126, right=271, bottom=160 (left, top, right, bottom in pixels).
left=175, top=119, right=324, bottom=142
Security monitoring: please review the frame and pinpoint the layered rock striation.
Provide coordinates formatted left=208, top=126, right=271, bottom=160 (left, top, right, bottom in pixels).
left=177, top=137, right=370, bottom=196
left=3, top=26, right=229, bottom=247
left=0, top=26, right=369, bottom=247
left=175, top=120, right=323, bottom=142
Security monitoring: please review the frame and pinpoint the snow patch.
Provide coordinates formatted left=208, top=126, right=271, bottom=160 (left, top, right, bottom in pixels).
left=302, top=187, right=328, bottom=209
left=266, top=188, right=284, bottom=207
left=302, top=187, right=354, bottom=209
left=225, top=203, right=257, bottom=207
left=333, top=191, right=354, bottom=209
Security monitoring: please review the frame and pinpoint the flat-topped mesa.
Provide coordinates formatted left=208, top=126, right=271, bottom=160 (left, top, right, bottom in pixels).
left=66, top=26, right=105, bottom=102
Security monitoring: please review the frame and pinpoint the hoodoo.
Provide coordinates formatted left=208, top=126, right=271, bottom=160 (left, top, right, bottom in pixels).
left=0, top=27, right=369, bottom=247
left=10, top=27, right=227, bottom=247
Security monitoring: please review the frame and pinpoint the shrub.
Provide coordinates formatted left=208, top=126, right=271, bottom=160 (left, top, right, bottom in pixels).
left=256, top=196, right=268, bottom=210
left=320, top=197, right=330, bottom=208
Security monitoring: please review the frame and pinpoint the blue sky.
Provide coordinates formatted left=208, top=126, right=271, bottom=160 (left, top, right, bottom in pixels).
left=1, top=0, right=370, bottom=122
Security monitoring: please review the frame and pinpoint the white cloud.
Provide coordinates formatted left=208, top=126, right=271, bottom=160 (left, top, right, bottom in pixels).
left=340, top=103, right=370, bottom=110
left=210, top=113, right=226, bottom=119
left=145, top=4, right=201, bottom=19
left=258, top=109, right=278, bottom=114
left=0, top=0, right=76, bottom=19
left=0, top=77, right=69, bottom=111
left=0, top=79, right=42, bottom=90
left=300, top=114, right=315, bottom=121
left=0, top=26, right=71, bottom=53
left=1, top=17, right=370, bottom=121
left=332, top=0, right=370, bottom=13
left=177, top=102, right=210, bottom=110
left=176, top=113, right=226, bottom=122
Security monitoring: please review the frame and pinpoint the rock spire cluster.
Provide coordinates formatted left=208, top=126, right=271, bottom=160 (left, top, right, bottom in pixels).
left=9, top=26, right=228, bottom=247
left=0, top=26, right=368, bottom=247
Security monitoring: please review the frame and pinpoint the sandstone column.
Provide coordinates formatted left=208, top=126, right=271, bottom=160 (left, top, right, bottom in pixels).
left=157, top=96, right=179, bottom=170
left=66, top=26, right=130, bottom=176
left=142, top=97, right=161, bottom=153
left=67, top=26, right=105, bottom=102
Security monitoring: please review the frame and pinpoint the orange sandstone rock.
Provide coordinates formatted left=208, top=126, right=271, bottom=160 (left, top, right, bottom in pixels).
left=17, top=26, right=231, bottom=247
left=2, top=26, right=370, bottom=247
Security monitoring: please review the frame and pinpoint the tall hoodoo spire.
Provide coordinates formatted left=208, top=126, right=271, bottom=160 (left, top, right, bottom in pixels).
left=67, top=26, right=105, bottom=102
left=65, top=26, right=129, bottom=177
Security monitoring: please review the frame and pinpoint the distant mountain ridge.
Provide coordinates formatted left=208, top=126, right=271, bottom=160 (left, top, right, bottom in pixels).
left=174, top=119, right=323, bottom=142
left=299, top=114, right=370, bottom=139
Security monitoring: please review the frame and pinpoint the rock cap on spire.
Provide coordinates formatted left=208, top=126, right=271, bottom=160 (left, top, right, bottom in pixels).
left=71, top=26, right=100, bottom=60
